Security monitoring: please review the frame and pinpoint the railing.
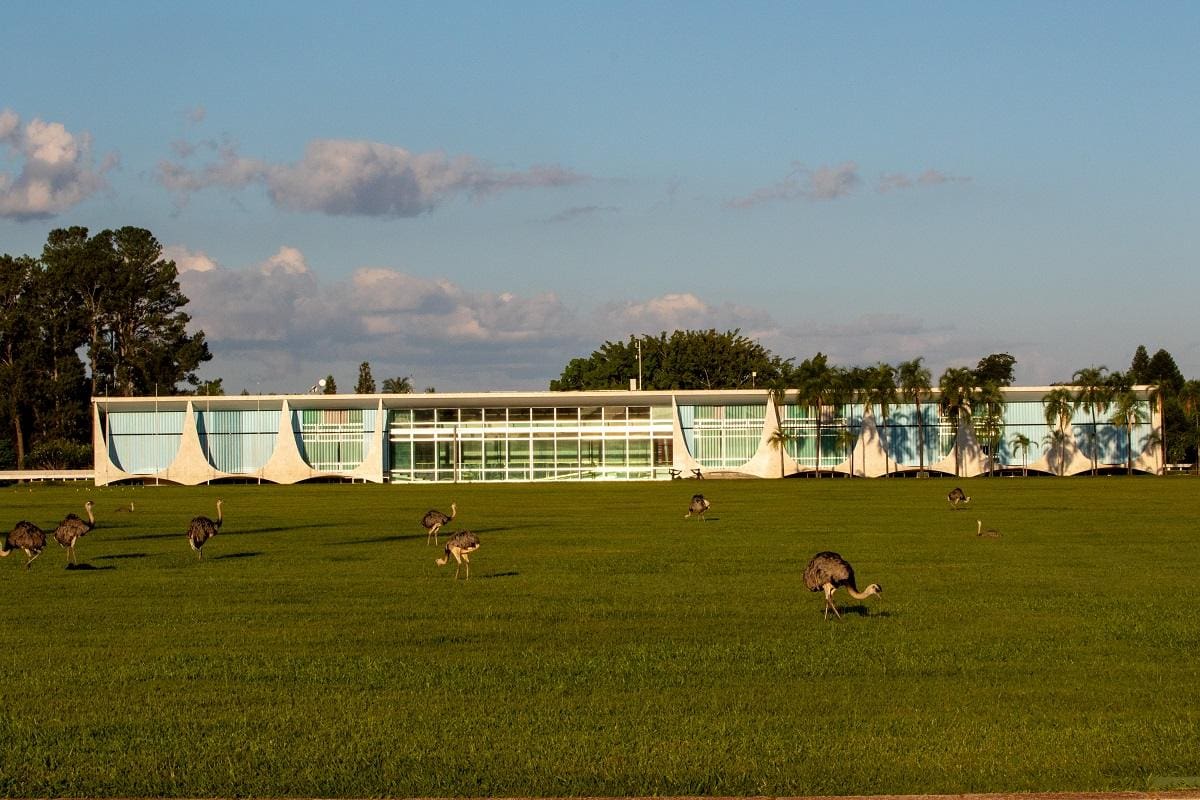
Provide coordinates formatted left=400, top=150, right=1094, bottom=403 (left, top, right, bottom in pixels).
left=0, top=470, right=96, bottom=482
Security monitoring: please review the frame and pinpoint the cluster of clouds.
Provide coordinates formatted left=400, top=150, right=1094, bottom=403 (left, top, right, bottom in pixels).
left=158, top=138, right=589, bottom=217
left=169, top=243, right=1009, bottom=392
left=170, top=244, right=791, bottom=391
left=0, top=108, right=117, bottom=220
left=725, top=162, right=969, bottom=209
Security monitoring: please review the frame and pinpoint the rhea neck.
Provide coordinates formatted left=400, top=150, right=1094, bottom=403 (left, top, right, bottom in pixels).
left=844, top=584, right=881, bottom=600
left=84, top=501, right=95, bottom=527
left=215, top=500, right=224, bottom=528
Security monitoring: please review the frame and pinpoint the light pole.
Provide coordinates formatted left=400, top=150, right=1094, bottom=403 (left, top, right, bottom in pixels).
left=637, top=339, right=643, bottom=391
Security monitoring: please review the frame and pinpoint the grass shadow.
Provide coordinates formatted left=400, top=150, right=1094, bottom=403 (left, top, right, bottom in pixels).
left=65, top=562, right=116, bottom=572
left=96, top=552, right=149, bottom=560
left=210, top=551, right=263, bottom=560
left=480, top=571, right=520, bottom=579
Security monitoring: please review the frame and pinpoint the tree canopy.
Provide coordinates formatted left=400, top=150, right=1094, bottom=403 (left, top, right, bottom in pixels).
left=0, top=226, right=212, bottom=468
left=550, top=329, right=791, bottom=391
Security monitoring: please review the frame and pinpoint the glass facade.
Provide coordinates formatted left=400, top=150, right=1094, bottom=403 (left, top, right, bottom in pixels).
left=387, top=404, right=674, bottom=482
left=299, top=408, right=376, bottom=472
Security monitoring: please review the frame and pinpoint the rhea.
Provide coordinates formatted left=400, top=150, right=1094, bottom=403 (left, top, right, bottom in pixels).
left=422, top=502, right=457, bottom=545
left=1, top=521, right=48, bottom=569
left=947, top=486, right=971, bottom=510
left=53, top=500, right=96, bottom=565
left=976, top=520, right=1001, bottom=538
left=187, top=499, right=223, bottom=559
left=803, top=551, right=882, bottom=620
left=684, top=494, right=711, bottom=521
left=436, top=531, right=480, bottom=580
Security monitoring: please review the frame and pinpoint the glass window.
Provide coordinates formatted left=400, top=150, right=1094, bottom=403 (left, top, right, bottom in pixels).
left=413, top=441, right=435, bottom=470
left=556, top=408, right=578, bottom=421
left=390, top=441, right=412, bottom=470
left=629, top=406, right=650, bottom=420
left=533, top=407, right=555, bottom=422
left=436, top=409, right=458, bottom=423
left=460, top=408, right=483, bottom=422
left=604, top=406, right=627, bottom=421
left=509, top=407, right=531, bottom=421
left=628, top=439, right=651, bottom=466
left=413, top=409, right=435, bottom=423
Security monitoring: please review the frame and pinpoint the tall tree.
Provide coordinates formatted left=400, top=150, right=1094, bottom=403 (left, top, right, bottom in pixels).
left=323, top=375, right=338, bottom=394
left=1042, top=387, right=1075, bottom=476
left=1009, top=432, right=1033, bottom=476
left=355, top=362, right=376, bottom=394
left=938, top=367, right=978, bottom=478
left=0, top=254, right=43, bottom=468
left=44, top=226, right=211, bottom=396
left=868, top=362, right=898, bottom=476
left=975, top=382, right=1006, bottom=476
left=793, top=354, right=840, bottom=478
left=1178, top=379, right=1200, bottom=472
left=975, top=353, right=1017, bottom=387
left=1072, top=366, right=1112, bottom=475
left=1129, top=345, right=1151, bottom=384
left=897, top=357, right=932, bottom=474
left=551, top=329, right=790, bottom=391
left=382, top=376, right=414, bottom=394
left=1109, top=389, right=1147, bottom=475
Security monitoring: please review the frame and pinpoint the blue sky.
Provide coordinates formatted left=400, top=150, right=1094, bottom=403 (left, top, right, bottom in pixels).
left=3, top=1, right=1197, bottom=392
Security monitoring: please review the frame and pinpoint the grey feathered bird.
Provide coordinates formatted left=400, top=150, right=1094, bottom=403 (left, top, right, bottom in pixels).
left=53, top=500, right=96, bottom=564
left=2, top=521, right=48, bottom=569
left=435, top=530, right=480, bottom=580
left=684, top=494, right=711, bottom=520
left=187, top=499, right=223, bottom=559
left=422, top=502, right=456, bottom=545
left=803, top=551, right=882, bottom=620
left=947, top=487, right=971, bottom=510
left=976, top=520, right=1001, bottom=538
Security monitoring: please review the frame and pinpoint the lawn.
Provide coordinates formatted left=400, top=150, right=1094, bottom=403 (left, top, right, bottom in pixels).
left=1, top=477, right=1197, bottom=797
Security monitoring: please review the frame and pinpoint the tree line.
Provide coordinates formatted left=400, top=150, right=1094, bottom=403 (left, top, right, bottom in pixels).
left=551, top=330, right=1200, bottom=468
left=2, top=227, right=212, bottom=469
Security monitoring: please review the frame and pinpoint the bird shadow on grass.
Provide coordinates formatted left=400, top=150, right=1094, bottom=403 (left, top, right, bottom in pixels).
left=840, top=605, right=894, bottom=618
left=334, top=534, right=417, bottom=545
left=95, top=552, right=149, bottom=560
left=105, top=532, right=179, bottom=542
left=479, top=571, right=520, bottom=580
left=235, top=523, right=341, bottom=535
left=65, top=562, right=116, bottom=572
left=210, top=551, right=263, bottom=560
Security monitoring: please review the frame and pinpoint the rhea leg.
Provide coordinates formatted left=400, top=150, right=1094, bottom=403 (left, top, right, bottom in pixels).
left=824, top=584, right=842, bottom=620
left=25, top=549, right=41, bottom=569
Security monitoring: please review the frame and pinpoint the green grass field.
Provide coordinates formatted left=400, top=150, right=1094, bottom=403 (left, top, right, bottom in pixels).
left=1, top=477, right=1198, bottom=797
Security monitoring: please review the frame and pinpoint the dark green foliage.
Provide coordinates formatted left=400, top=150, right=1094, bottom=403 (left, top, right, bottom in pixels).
left=26, top=438, right=92, bottom=469
left=974, top=352, right=1017, bottom=386
left=322, top=375, right=338, bottom=394
left=381, top=376, right=414, bottom=394
left=551, top=329, right=791, bottom=390
left=355, top=362, right=376, bottom=394
left=1129, top=345, right=1151, bottom=383
left=0, top=480, right=1197, bottom=796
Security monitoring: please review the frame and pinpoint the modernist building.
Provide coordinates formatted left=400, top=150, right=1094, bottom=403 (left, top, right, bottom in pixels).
left=92, top=387, right=1162, bottom=486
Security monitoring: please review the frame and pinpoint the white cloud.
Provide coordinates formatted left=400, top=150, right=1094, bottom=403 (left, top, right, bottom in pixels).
left=164, top=244, right=218, bottom=273
left=0, top=108, right=116, bottom=220
left=158, top=137, right=589, bottom=217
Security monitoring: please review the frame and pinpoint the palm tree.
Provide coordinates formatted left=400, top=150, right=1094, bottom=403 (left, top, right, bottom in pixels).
left=794, top=354, right=840, bottom=478
left=1009, top=432, right=1033, bottom=476
left=938, top=367, right=978, bottom=478
left=382, top=376, right=414, bottom=394
left=1072, top=366, right=1112, bottom=475
left=898, top=358, right=932, bottom=475
left=834, top=426, right=858, bottom=477
left=1042, top=387, right=1075, bottom=476
left=1108, top=390, right=1147, bottom=475
left=766, top=378, right=793, bottom=478
left=1178, top=379, right=1200, bottom=473
left=844, top=366, right=873, bottom=476
left=975, top=382, right=1006, bottom=476
left=868, top=363, right=898, bottom=477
